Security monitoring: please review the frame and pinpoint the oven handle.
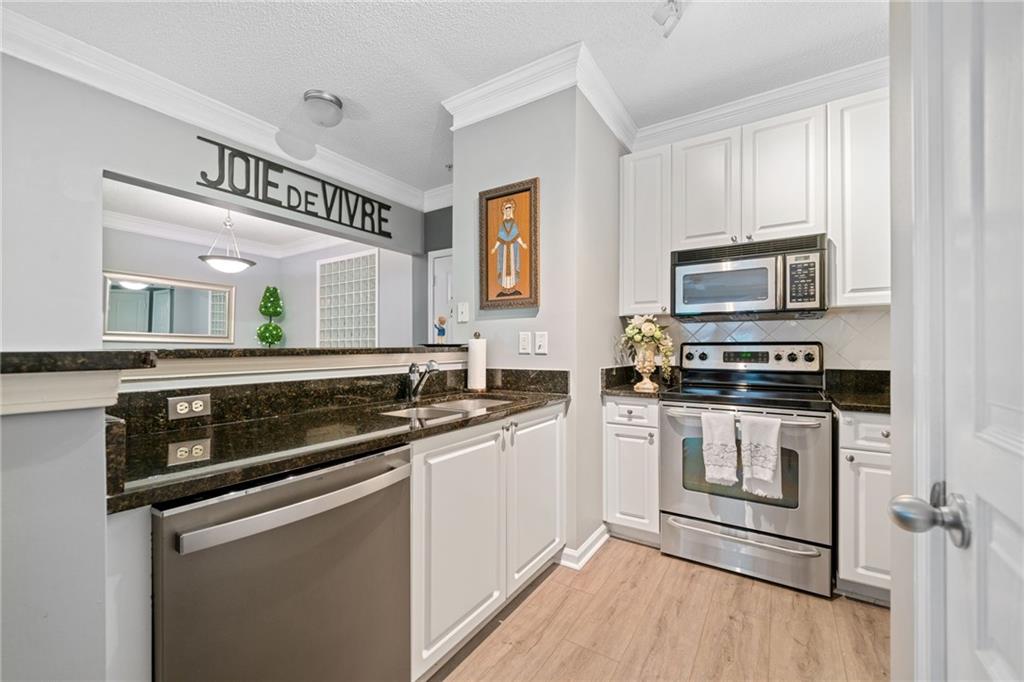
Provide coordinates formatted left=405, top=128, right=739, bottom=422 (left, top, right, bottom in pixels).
left=662, top=407, right=822, bottom=428
left=665, top=517, right=822, bottom=558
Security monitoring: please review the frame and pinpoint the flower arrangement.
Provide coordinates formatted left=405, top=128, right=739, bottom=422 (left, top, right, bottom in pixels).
left=619, top=315, right=674, bottom=393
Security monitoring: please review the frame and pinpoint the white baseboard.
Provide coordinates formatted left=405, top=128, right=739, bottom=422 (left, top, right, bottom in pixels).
left=558, top=524, right=609, bottom=571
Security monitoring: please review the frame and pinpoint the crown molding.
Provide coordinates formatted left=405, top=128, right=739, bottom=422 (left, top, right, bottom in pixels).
left=422, top=184, right=453, bottom=212
left=633, top=58, right=890, bottom=150
left=1, top=9, right=428, bottom=211
left=102, top=211, right=341, bottom=260
left=442, top=41, right=637, bottom=150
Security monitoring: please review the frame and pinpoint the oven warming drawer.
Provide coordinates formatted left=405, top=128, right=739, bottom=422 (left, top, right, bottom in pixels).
left=660, top=514, right=832, bottom=596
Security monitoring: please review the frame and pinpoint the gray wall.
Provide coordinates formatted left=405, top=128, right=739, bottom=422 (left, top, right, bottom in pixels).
left=0, top=55, right=426, bottom=678
left=1, top=409, right=109, bottom=681
left=103, top=228, right=278, bottom=347
left=1, top=55, right=425, bottom=352
left=424, top=207, right=453, bottom=252
left=449, top=88, right=621, bottom=548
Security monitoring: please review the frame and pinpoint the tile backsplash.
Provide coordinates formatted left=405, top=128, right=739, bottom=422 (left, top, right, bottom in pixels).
left=669, top=306, right=890, bottom=370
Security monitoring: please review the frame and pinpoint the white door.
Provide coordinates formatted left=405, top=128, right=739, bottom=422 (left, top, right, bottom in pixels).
left=670, top=128, right=742, bottom=251
left=427, top=249, right=453, bottom=342
left=890, top=3, right=1023, bottom=680
left=603, top=423, right=659, bottom=534
left=741, top=104, right=827, bottom=241
left=838, top=446, right=892, bottom=590
left=107, top=289, right=150, bottom=332
left=411, top=425, right=506, bottom=679
left=620, top=147, right=671, bottom=315
left=827, top=89, right=892, bottom=307
left=506, top=407, right=564, bottom=595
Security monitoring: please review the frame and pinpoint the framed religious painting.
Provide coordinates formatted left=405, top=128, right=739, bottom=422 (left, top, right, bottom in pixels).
left=478, top=177, right=539, bottom=309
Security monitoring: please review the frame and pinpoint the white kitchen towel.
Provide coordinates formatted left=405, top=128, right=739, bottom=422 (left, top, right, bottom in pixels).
left=701, top=412, right=738, bottom=486
left=740, top=414, right=782, bottom=499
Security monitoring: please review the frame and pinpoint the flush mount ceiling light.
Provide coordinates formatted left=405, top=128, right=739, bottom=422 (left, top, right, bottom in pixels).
left=652, top=0, right=685, bottom=38
left=303, top=89, right=344, bottom=128
left=198, top=211, right=256, bottom=274
left=117, top=280, right=149, bottom=291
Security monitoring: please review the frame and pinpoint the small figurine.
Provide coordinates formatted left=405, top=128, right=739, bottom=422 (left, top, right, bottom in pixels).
left=433, top=315, right=448, bottom=341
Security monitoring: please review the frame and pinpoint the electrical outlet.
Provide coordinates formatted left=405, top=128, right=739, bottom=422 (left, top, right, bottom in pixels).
left=535, top=331, right=549, bottom=355
left=457, top=302, right=469, bottom=323
left=167, top=438, right=212, bottom=466
left=167, top=394, right=212, bottom=420
left=518, top=331, right=532, bottom=355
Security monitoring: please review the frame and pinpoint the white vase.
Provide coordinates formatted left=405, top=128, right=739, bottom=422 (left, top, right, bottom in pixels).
left=633, top=344, right=658, bottom=393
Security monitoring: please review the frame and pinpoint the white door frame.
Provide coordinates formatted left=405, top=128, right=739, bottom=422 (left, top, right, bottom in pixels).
left=426, top=248, right=453, bottom=342
left=890, top=2, right=948, bottom=680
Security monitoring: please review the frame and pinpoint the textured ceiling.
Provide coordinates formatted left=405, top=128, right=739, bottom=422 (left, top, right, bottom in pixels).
left=9, top=1, right=887, bottom=191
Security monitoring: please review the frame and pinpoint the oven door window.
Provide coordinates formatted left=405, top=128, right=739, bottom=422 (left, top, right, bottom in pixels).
left=680, top=267, right=771, bottom=305
left=681, top=437, right=799, bottom=509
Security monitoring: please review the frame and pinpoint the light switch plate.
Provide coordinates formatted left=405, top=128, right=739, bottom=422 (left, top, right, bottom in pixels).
left=535, top=331, right=549, bottom=355
left=167, top=394, right=212, bottom=420
left=167, top=438, right=212, bottom=466
left=457, top=302, right=469, bottom=323
left=518, top=331, right=532, bottom=355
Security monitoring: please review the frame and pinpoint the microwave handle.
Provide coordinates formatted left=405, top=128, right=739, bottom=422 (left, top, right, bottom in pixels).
left=777, top=255, right=786, bottom=310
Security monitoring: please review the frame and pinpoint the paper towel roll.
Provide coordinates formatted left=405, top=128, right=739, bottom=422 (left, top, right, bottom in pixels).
left=467, top=337, right=487, bottom=391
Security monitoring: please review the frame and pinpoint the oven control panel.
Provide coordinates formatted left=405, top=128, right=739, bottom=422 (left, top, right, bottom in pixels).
left=681, top=343, right=822, bottom=372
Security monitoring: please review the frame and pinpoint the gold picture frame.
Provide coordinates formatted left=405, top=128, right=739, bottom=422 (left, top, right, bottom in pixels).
left=478, top=177, right=539, bottom=309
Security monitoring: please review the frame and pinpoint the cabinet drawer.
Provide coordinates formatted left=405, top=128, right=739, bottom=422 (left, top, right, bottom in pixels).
left=604, top=398, right=659, bottom=426
left=838, top=411, right=892, bottom=452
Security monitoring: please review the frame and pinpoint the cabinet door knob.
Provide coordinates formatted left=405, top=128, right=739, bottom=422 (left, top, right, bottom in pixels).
left=745, top=235, right=753, bottom=241
left=661, top=306, right=667, bottom=312
left=626, top=409, right=634, bottom=415
left=730, top=236, right=738, bottom=243
left=845, top=454, right=855, bottom=462
left=648, top=432, right=655, bottom=444
left=881, top=429, right=891, bottom=438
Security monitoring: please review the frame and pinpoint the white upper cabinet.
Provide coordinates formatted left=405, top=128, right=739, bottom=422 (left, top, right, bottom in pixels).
left=741, top=105, right=828, bottom=241
left=619, top=147, right=671, bottom=315
left=828, top=89, right=892, bottom=307
left=670, top=128, right=742, bottom=250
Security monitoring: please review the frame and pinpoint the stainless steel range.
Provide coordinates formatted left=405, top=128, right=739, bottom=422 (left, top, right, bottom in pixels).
left=659, top=342, right=834, bottom=596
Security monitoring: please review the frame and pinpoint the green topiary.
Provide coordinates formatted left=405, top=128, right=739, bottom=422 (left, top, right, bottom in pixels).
left=257, top=286, right=284, bottom=347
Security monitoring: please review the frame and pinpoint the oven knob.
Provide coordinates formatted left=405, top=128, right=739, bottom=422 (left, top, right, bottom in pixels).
left=804, top=352, right=816, bottom=363
left=698, top=352, right=708, bottom=361
left=774, top=353, right=783, bottom=361
left=684, top=352, right=694, bottom=361
left=787, top=352, right=798, bottom=362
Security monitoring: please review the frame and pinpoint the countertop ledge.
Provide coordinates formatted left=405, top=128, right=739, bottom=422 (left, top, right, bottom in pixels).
left=152, top=346, right=466, bottom=360
left=601, top=385, right=664, bottom=398
left=108, top=390, right=568, bottom=514
left=1, top=351, right=157, bottom=374
left=827, top=391, right=891, bottom=413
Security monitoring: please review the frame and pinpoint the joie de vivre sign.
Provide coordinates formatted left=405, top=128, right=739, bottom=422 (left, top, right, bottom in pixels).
left=195, top=136, right=393, bottom=238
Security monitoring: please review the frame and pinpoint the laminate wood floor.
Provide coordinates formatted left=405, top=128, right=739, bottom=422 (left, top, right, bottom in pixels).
left=432, top=538, right=889, bottom=682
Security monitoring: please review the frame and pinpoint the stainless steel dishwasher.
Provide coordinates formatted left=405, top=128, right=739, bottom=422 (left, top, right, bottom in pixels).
left=152, top=446, right=411, bottom=682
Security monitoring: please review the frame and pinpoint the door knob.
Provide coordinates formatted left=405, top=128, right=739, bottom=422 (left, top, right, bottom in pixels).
left=888, top=482, right=970, bottom=548
left=730, top=236, right=738, bottom=243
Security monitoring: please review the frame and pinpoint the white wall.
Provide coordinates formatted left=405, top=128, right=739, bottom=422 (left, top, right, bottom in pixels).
left=572, top=91, right=626, bottom=543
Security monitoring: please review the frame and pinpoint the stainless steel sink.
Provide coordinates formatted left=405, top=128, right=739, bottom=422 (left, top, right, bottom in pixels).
left=379, top=406, right=465, bottom=425
left=431, top=398, right=511, bottom=412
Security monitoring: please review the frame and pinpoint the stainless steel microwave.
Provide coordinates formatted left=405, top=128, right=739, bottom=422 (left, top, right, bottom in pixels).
left=671, top=235, right=828, bottom=321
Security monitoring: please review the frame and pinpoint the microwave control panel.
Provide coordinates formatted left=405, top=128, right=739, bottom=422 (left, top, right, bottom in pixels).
left=785, top=252, right=822, bottom=309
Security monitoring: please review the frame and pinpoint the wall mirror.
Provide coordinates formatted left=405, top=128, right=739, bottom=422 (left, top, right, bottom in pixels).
left=103, top=271, right=235, bottom=343
left=101, top=176, right=455, bottom=349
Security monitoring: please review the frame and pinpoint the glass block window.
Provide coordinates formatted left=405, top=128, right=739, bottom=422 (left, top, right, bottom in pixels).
left=209, top=291, right=228, bottom=337
left=317, top=249, right=378, bottom=348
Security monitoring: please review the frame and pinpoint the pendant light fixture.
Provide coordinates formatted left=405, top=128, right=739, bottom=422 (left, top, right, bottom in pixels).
left=199, top=211, right=256, bottom=274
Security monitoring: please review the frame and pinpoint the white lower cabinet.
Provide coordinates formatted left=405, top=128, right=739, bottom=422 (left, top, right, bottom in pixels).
left=837, top=410, right=893, bottom=591
left=603, top=401, right=660, bottom=536
left=411, top=405, right=565, bottom=680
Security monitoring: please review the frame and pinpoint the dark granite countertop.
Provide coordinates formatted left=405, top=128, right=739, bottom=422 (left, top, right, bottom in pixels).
left=108, top=390, right=568, bottom=513
left=152, top=345, right=466, bottom=360
left=826, top=390, right=891, bottom=413
left=2, top=351, right=157, bottom=374
left=602, top=384, right=663, bottom=398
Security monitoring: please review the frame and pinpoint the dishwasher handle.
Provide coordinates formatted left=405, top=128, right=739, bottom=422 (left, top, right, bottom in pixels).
left=177, top=457, right=411, bottom=556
